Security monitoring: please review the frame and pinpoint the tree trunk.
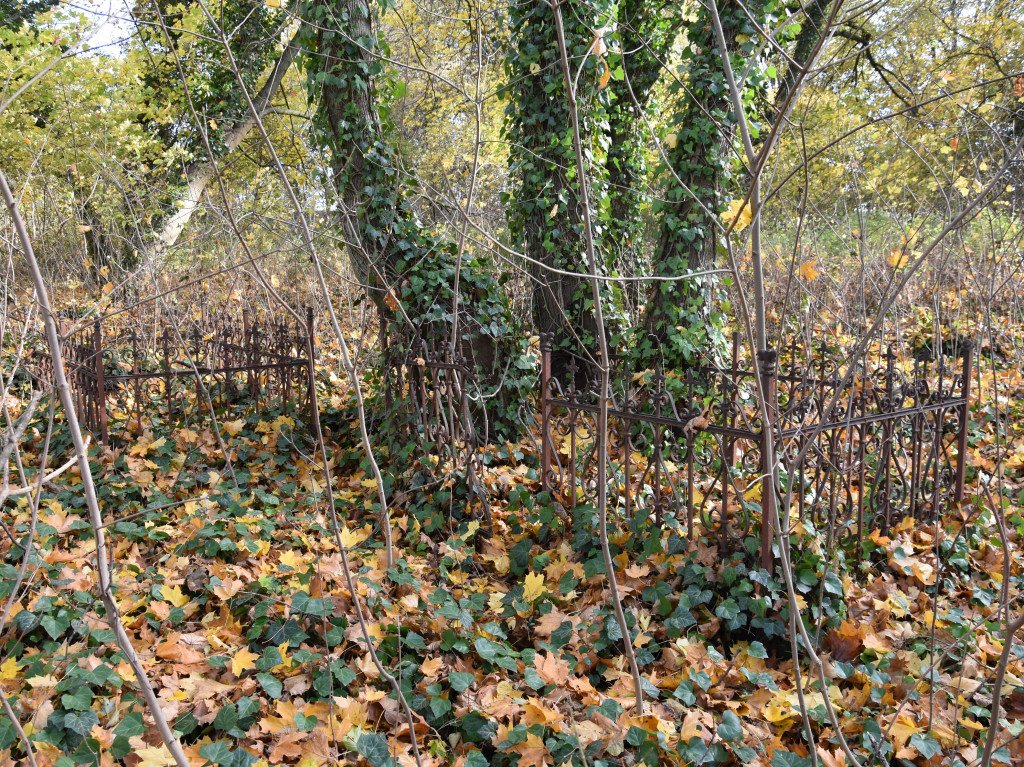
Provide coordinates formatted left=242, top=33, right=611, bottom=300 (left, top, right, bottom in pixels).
left=605, top=0, right=676, bottom=311
left=504, top=0, right=613, bottom=377
left=641, top=7, right=748, bottom=367
left=307, top=0, right=523, bottom=433
left=150, top=32, right=300, bottom=260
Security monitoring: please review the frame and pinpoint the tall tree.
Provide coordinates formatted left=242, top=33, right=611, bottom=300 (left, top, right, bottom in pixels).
left=302, top=0, right=528, bottom=430
left=502, top=0, right=621, bottom=373
left=604, top=0, right=678, bottom=310
left=640, top=0, right=770, bottom=367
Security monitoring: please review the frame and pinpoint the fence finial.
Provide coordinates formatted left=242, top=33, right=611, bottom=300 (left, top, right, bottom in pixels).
left=757, top=348, right=778, bottom=377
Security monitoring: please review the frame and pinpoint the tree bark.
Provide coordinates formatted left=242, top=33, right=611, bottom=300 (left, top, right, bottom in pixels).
left=605, top=0, right=676, bottom=309
left=504, top=0, right=610, bottom=376
left=641, top=8, right=743, bottom=366
left=151, top=32, right=300, bottom=259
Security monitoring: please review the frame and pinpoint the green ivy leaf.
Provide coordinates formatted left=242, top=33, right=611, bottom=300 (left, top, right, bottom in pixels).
left=717, top=710, right=744, bottom=742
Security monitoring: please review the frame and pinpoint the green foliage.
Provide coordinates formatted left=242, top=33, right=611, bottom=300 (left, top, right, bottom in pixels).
left=603, top=0, right=679, bottom=305
left=501, top=0, right=626, bottom=354
left=302, top=0, right=532, bottom=436
left=0, top=0, right=58, bottom=29
left=133, top=0, right=286, bottom=158
left=641, top=0, right=780, bottom=369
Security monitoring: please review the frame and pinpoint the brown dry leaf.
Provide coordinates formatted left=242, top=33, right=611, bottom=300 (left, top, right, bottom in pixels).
left=817, top=746, right=847, bottom=767
left=534, top=611, right=570, bottom=638
left=534, top=652, right=570, bottom=686
left=512, top=732, right=551, bottom=767
left=826, top=620, right=865, bottom=662
left=154, top=634, right=203, bottom=665
left=419, top=657, right=444, bottom=677
left=862, top=631, right=893, bottom=652
left=522, top=698, right=562, bottom=730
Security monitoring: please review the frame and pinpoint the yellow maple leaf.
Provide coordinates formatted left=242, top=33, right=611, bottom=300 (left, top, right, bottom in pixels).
left=799, top=260, right=819, bottom=281
left=27, top=675, right=58, bottom=688
left=223, top=419, right=245, bottom=436
left=764, top=690, right=797, bottom=723
left=338, top=525, right=369, bottom=549
left=488, top=590, right=507, bottom=613
left=721, top=199, right=753, bottom=232
left=522, top=572, right=546, bottom=603
left=512, top=732, right=550, bottom=767
left=889, top=717, right=920, bottom=751
left=278, top=549, right=305, bottom=571
left=888, top=249, right=909, bottom=268
left=160, top=585, right=189, bottom=608
left=0, top=657, right=18, bottom=681
left=135, top=745, right=177, bottom=767
left=420, top=657, right=444, bottom=677
left=231, top=647, right=260, bottom=677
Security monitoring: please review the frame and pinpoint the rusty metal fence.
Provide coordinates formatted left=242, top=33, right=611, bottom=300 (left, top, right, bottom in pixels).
left=380, top=337, right=493, bottom=527
left=32, top=308, right=315, bottom=445
left=33, top=309, right=974, bottom=562
left=539, top=333, right=974, bottom=566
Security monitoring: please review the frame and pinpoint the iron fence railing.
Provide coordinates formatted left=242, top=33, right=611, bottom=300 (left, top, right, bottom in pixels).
left=381, top=337, right=493, bottom=530
left=31, top=313, right=973, bottom=566
left=539, top=333, right=973, bottom=566
left=31, top=308, right=316, bottom=445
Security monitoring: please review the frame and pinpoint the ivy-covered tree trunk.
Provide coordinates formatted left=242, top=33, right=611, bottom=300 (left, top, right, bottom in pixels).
left=308, top=0, right=392, bottom=313
left=503, top=0, right=618, bottom=373
left=305, top=0, right=528, bottom=432
left=604, top=0, right=676, bottom=311
left=640, top=2, right=758, bottom=367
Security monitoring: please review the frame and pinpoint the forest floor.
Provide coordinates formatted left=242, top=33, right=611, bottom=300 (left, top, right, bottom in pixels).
left=3, top=321, right=1024, bottom=767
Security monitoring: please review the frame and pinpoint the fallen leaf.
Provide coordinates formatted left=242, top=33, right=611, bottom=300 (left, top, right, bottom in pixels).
left=522, top=572, right=546, bottom=603
left=160, top=584, right=189, bottom=608
left=534, top=652, right=570, bottom=686
left=232, top=647, right=260, bottom=676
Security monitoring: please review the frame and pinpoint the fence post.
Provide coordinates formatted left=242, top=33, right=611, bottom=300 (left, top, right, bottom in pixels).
left=953, top=341, right=974, bottom=506
left=757, top=349, right=778, bottom=572
left=241, top=306, right=252, bottom=399
left=132, top=329, right=141, bottom=433
left=162, top=326, right=172, bottom=416
left=540, top=332, right=553, bottom=496
left=93, top=320, right=108, bottom=446
left=880, top=345, right=897, bottom=531
left=305, top=306, right=322, bottom=443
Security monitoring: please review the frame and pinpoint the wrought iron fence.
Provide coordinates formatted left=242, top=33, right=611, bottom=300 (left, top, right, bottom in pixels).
left=31, top=308, right=315, bottom=445
left=539, top=333, right=973, bottom=566
left=380, top=337, right=492, bottom=528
